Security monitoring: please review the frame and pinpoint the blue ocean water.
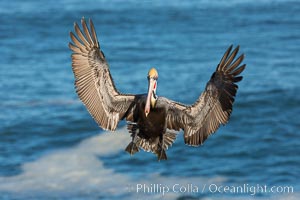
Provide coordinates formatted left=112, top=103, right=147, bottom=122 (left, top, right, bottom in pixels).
left=0, top=0, right=299, bottom=199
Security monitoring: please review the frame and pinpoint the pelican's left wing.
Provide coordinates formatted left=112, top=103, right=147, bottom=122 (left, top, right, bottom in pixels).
left=165, top=45, right=246, bottom=146
left=69, top=18, right=136, bottom=131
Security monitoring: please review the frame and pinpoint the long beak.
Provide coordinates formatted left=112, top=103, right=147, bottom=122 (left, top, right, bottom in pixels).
left=145, top=78, right=156, bottom=117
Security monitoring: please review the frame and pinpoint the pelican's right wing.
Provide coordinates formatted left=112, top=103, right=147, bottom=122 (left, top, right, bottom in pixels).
left=165, top=45, right=246, bottom=146
left=69, top=18, right=136, bottom=131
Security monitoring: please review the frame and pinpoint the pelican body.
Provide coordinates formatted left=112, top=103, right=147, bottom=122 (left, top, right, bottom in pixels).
left=69, top=18, right=246, bottom=160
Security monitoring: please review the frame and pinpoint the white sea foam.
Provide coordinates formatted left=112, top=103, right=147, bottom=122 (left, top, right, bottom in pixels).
left=0, top=128, right=132, bottom=198
left=0, top=127, right=220, bottom=199
left=0, top=127, right=298, bottom=200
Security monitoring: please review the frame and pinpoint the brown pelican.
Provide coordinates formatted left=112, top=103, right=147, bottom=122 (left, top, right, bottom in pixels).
left=69, top=18, right=246, bottom=160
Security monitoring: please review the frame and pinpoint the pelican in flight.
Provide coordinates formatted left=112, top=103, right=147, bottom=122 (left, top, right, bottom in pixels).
left=69, top=18, right=246, bottom=160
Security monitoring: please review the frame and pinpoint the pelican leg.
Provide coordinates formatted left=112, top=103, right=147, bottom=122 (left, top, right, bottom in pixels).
left=125, top=123, right=140, bottom=155
left=125, top=141, right=139, bottom=155
left=156, top=135, right=167, bottom=160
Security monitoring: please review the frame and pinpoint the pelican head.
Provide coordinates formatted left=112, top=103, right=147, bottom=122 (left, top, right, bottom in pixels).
left=145, top=68, right=158, bottom=117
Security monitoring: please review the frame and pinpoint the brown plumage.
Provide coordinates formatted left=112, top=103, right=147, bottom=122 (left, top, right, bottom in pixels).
left=69, top=18, right=246, bottom=160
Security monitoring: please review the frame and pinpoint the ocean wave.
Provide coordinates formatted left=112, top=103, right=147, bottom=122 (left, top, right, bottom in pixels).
left=0, top=127, right=298, bottom=200
left=0, top=127, right=226, bottom=199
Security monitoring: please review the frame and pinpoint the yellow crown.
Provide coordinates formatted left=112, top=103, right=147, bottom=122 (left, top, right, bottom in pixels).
left=148, top=68, right=158, bottom=79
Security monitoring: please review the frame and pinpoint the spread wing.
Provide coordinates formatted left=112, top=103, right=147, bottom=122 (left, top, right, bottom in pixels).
left=165, top=45, right=246, bottom=146
left=69, top=18, right=136, bottom=131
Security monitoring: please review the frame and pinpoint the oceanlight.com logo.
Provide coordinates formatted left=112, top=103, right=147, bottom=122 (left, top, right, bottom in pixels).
left=207, top=183, right=294, bottom=196
left=130, top=183, right=294, bottom=196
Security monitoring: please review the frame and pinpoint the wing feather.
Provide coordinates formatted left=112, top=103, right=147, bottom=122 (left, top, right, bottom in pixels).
left=223, top=45, right=239, bottom=69
left=81, top=18, right=94, bottom=45
left=69, top=18, right=136, bottom=131
left=70, top=32, right=88, bottom=53
left=74, top=22, right=90, bottom=47
left=89, top=19, right=99, bottom=47
left=226, top=54, right=244, bottom=73
left=217, top=45, right=232, bottom=71
left=165, top=45, right=246, bottom=146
